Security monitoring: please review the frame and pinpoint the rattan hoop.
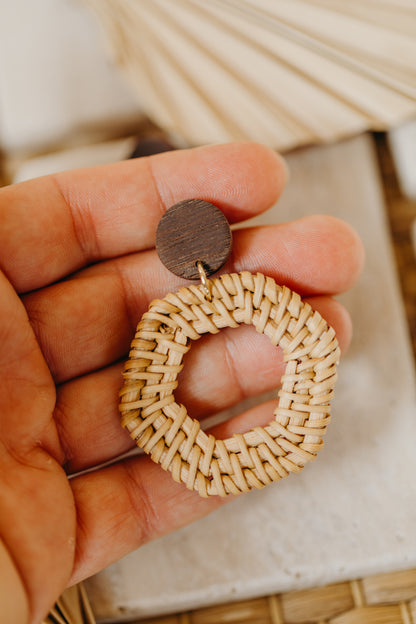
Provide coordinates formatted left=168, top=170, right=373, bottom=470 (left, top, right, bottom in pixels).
left=119, top=272, right=340, bottom=497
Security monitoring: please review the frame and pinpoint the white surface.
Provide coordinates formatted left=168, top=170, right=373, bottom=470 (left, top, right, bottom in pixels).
left=12, top=137, right=136, bottom=183
left=0, top=0, right=142, bottom=154
left=80, top=134, right=416, bottom=621
left=389, top=119, right=416, bottom=200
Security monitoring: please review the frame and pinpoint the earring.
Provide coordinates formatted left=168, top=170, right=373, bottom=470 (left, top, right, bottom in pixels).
left=119, top=200, right=340, bottom=498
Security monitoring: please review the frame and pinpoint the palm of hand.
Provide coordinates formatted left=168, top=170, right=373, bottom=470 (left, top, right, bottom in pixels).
left=0, top=144, right=363, bottom=624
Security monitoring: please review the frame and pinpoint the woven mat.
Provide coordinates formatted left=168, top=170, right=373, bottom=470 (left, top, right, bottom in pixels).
left=47, top=567, right=416, bottom=624
left=137, top=568, right=416, bottom=623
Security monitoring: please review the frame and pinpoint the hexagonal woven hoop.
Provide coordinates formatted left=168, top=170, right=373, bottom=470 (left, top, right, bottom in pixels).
left=119, top=272, right=340, bottom=497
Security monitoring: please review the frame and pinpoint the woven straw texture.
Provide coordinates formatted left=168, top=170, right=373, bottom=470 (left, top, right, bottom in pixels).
left=135, top=568, right=416, bottom=624
left=119, top=271, right=340, bottom=497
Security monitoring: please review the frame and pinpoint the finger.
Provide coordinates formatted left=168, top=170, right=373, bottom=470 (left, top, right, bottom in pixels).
left=24, top=216, right=364, bottom=383
left=0, top=270, right=74, bottom=623
left=0, top=270, right=57, bottom=455
left=0, top=143, right=286, bottom=293
left=69, top=454, right=225, bottom=586
left=56, top=296, right=351, bottom=474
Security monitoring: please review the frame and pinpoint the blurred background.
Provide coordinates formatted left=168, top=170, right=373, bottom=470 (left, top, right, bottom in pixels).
left=1, top=1, right=416, bottom=623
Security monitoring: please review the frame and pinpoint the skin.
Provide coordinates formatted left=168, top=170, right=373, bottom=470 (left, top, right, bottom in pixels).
left=0, top=142, right=364, bottom=624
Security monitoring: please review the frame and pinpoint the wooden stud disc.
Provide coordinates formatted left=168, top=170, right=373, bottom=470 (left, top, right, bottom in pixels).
left=155, top=199, right=232, bottom=280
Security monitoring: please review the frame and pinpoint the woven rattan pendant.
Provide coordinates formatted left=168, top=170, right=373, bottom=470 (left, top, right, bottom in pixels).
left=119, top=200, right=340, bottom=497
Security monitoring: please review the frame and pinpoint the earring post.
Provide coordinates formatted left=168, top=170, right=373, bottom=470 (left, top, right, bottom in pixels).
left=196, top=261, right=212, bottom=301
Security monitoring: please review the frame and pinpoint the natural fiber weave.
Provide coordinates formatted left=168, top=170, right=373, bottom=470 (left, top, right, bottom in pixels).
left=119, top=272, right=340, bottom=497
left=135, top=568, right=416, bottom=624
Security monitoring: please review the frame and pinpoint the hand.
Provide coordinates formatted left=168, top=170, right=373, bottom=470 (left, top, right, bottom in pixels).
left=0, top=143, right=364, bottom=623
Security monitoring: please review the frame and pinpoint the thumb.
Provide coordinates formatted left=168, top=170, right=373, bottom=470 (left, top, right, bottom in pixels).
left=0, top=270, right=73, bottom=623
left=0, top=269, right=54, bottom=452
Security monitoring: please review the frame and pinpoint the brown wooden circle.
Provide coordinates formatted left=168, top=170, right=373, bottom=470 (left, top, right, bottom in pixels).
left=155, top=199, right=232, bottom=280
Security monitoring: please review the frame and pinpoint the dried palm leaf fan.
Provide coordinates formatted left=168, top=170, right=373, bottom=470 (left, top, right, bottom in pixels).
left=84, top=0, right=416, bottom=150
